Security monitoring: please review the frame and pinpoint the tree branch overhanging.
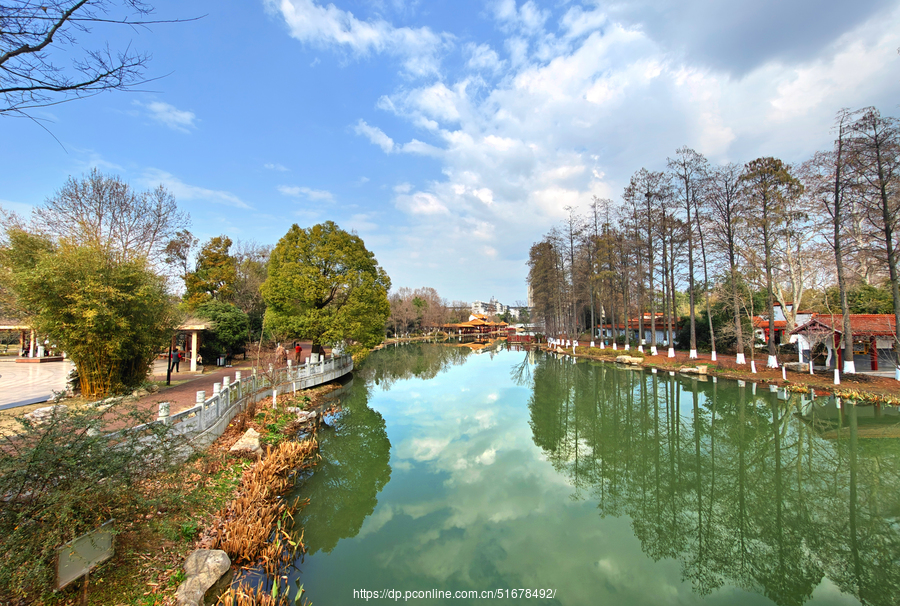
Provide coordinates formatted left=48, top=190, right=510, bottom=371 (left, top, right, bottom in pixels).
left=0, top=1, right=201, bottom=117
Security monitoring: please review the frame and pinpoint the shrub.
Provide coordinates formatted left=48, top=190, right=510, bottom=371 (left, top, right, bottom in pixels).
left=0, top=402, right=179, bottom=600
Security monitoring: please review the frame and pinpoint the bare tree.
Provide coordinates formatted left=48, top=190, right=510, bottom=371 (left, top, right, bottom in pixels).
left=771, top=167, right=820, bottom=339
left=740, top=157, right=803, bottom=368
left=33, top=168, right=188, bottom=263
left=1, top=1, right=193, bottom=119
left=668, top=146, right=709, bottom=358
left=849, top=107, right=900, bottom=379
left=707, top=163, right=747, bottom=362
left=626, top=168, right=669, bottom=355
left=562, top=206, right=584, bottom=338
left=801, top=109, right=858, bottom=373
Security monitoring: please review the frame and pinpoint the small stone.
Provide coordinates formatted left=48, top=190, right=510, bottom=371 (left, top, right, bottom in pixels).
left=175, top=549, right=231, bottom=606
left=133, top=388, right=150, bottom=398
left=23, top=404, right=68, bottom=425
left=230, top=428, right=261, bottom=454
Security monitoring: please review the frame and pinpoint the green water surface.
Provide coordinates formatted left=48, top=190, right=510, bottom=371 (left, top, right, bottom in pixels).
left=287, top=343, right=900, bottom=606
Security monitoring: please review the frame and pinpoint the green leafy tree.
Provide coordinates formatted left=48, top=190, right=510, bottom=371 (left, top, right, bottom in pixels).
left=1, top=230, right=175, bottom=396
left=823, top=283, right=895, bottom=314
left=183, top=235, right=237, bottom=308
left=194, top=300, right=250, bottom=361
left=261, top=221, right=391, bottom=353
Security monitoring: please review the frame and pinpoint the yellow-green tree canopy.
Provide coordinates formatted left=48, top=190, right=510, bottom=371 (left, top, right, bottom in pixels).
left=261, top=222, right=390, bottom=351
left=0, top=170, right=186, bottom=397
left=0, top=229, right=176, bottom=396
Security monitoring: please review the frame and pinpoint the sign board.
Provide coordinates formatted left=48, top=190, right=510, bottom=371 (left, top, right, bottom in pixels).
left=56, top=520, right=115, bottom=589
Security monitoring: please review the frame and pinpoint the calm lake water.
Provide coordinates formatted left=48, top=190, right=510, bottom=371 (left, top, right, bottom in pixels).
left=286, top=342, right=900, bottom=606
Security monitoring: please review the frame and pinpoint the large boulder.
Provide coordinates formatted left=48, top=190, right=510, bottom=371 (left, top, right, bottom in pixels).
left=615, top=356, right=643, bottom=365
left=175, top=549, right=231, bottom=606
left=229, top=428, right=261, bottom=455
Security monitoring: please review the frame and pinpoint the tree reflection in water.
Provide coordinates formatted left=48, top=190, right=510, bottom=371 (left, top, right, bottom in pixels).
left=527, top=355, right=900, bottom=606
left=293, top=343, right=473, bottom=555
left=357, top=342, right=472, bottom=391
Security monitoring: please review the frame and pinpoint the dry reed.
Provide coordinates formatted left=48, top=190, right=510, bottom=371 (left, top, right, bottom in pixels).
left=216, top=578, right=307, bottom=606
left=204, top=439, right=318, bottom=572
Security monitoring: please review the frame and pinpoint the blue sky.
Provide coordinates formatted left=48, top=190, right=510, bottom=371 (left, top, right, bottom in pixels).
left=3, top=0, right=900, bottom=304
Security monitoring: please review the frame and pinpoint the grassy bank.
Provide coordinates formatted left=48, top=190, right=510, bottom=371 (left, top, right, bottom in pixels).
left=552, top=344, right=900, bottom=404
left=5, top=383, right=341, bottom=606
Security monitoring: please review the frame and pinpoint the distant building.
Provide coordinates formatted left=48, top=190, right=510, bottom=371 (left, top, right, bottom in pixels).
left=472, top=297, right=527, bottom=320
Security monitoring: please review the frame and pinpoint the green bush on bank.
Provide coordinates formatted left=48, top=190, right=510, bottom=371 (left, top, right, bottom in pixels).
left=0, top=402, right=181, bottom=601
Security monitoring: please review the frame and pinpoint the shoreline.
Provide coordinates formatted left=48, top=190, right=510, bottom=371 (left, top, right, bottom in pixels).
left=540, top=344, right=900, bottom=404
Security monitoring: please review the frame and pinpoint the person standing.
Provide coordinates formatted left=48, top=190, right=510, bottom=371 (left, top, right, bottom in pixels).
left=295, top=343, right=302, bottom=362
left=170, top=347, right=181, bottom=373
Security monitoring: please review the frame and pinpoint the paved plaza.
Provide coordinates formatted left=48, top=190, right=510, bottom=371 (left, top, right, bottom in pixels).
left=0, top=343, right=319, bottom=412
left=0, top=357, right=205, bottom=410
left=0, top=357, right=75, bottom=410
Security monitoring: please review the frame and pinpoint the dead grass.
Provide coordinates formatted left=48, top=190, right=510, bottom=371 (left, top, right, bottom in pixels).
left=201, top=439, right=318, bottom=575
left=35, top=383, right=342, bottom=606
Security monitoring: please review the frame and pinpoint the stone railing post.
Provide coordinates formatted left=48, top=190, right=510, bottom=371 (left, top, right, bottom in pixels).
left=235, top=371, right=242, bottom=400
left=158, top=401, right=170, bottom=425
left=213, top=383, right=221, bottom=417
left=252, top=367, right=258, bottom=392
left=273, top=387, right=278, bottom=409
left=222, top=376, right=231, bottom=409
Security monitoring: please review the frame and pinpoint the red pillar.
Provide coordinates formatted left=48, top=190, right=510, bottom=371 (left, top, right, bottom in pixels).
left=871, top=336, right=878, bottom=371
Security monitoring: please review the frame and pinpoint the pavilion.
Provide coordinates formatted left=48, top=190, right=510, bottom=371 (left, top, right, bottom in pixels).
left=790, top=314, right=897, bottom=372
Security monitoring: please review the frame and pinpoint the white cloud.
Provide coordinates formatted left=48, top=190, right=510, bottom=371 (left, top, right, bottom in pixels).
left=0, top=198, right=34, bottom=219
left=355, top=119, right=395, bottom=152
left=139, top=169, right=251, bottom=209
left=465, top=42, right=504, bottom=73
left=491, top=0, right=548, bottom=36
left=345, top=212, right=380, bottom=232
left=395, top=191, right=449, bottom=215
left=265, top=0, right=450, bottom=76
left=278, top=185, right=335, bottom=201
left=264, top=162, right=290, bottom=171
left=267, top=0, right=900, bottom=302
left=134, top=101, right=197, bottom=132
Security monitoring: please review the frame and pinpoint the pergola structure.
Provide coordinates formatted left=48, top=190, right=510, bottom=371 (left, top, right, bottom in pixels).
left=1, top=317, right=211, bottom=372
left=442, top=314, right=508, bottom=335
left=172, top=317, right=211, bottom=373
left=0, top=319, right=32, bottom=356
